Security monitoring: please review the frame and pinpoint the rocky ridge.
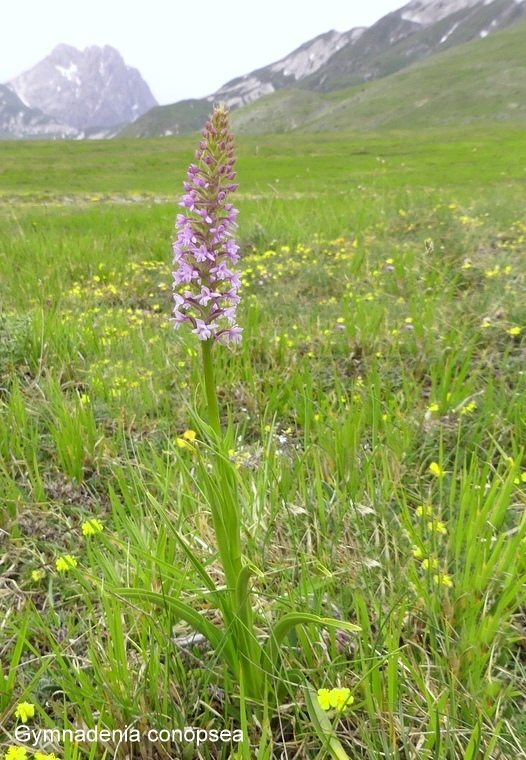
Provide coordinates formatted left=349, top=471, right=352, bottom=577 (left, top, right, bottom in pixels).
left=7, top=44, right=157, bottom=131
left=0, top=84, right=79, bottom=139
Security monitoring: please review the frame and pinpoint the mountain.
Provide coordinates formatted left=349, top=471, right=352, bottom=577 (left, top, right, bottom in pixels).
left=2, top=0, right=525, bottom=140
left=120, top=29, right=366, bottom=138
left=229, top=17, right=526, bottom=132
left=123, top=0, right=526, bottom=137
left=211, top=28, right=366, bottom=110
left=8, top=44, right=157, bottom=130
left=298, top=0, right=526, bottom=91
left=0, top=84, right=80, bottom=139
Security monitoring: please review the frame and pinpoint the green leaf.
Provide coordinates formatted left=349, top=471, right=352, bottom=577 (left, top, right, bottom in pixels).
left=265, top=612, right=360, bottom=666
left=113, top=587, right=238, bottom=673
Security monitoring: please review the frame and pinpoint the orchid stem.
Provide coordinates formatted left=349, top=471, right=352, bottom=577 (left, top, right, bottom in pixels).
left=201, top=339, right=221, bottom=438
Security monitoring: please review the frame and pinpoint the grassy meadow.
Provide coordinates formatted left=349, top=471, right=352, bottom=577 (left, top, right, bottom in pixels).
left=0, top=123, right=525, bottom=759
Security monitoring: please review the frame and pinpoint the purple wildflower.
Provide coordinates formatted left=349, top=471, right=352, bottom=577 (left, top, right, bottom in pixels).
left=172, top=104, right=242, bottom=344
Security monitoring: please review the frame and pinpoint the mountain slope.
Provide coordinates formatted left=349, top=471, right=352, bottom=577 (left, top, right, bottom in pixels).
left=119, top=29, right=365, bottom=138
left=0, top=84, right=80, bottom=139
left=229, top=18, right=526, bottom=133
left=120, top=0, right=526, bottom=138
left=300, top=0, right=525, bottom=92
left=9, top=45, right=157, bottom=130
left=118, top=100, right=211, bottom=137
left=211, top=28, right=366, bottom=109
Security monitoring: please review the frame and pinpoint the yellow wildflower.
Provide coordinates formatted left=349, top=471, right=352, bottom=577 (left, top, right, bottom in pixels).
left=433, top=573, right=453, bottom=587
left=4, top=747, right=28, bottom=760
left=416, top=505, right=433, bottom=517
left=35, top=753, right=58, bottom=760
left=317, top=688, right=331, bottom=710
left=176, top=429, right=198, bottom=450
left=422, top=558, right=439, bottom=570
left=317, top=687, right=353, bottom=711
left=81, top=519, right=104, bottom=536
left=176, top=437, right=195, bottom=451
left=459, top=401, right=476, bottom=416
left=508, top=326, right=521, bottom=336
left=427, top=521, right=447, bottom=535
left=31, top=569, right=45, bottom=582
left=14, top=702, right=35, bottom=721
left=55, top=555, right=78, bottom=572
left=330, top=687, right=353, bottom=709
left=429, top=462, right=445, bottom=477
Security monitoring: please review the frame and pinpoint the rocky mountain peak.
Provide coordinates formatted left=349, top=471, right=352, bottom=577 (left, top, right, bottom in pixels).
left=208, top=27, right=366, bottom=109
left=8, top=44, right=157, bottom=130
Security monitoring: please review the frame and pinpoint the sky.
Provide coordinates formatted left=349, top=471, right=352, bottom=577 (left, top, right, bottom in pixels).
left=2, top=0, right=405, bottom=105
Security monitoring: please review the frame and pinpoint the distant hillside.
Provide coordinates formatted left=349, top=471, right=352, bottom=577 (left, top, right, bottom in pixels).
left=119, top=0, right=526, bottom=138
left=299, top=0, right=525, bottom=92
left=211, top=29, right=365, bottom=108
left=229, top=18, right=526, bottom=133
left=118, top=100, right=211, bottom=137
left=117, top=29, right=364, bottom=138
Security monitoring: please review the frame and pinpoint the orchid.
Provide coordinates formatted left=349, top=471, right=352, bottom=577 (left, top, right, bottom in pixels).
left=172, top=104, right=242, bottom=346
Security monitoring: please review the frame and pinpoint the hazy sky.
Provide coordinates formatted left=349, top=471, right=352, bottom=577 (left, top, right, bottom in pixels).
left=2, top=0, right=405, bottom=105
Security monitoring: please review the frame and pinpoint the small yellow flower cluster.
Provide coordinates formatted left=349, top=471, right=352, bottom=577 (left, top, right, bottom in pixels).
left=459, top=400, right=477, bottom=416
left=427, top=397, right=477, bottom=418
left=484, top=264, right=512, bottom=278
left=429, top=462, right=445, bottom=477
left=412, top=505, right=452, bottom=588
left=427, top=520, right=447, bottom=535
left=3, top=751, right=58, bottom=760
left=4, top=747, right=27, bottom=760
left=176, top=429, right=197, bottom=451
left=14, top=702, right=35, bottom=721
left=317, top=687, right=354, bottom=711
left=55, top=555, right=77, bottom=572
left=433, top=573, right=453, bottom=587
left=415, top=505, right=433, bottom=517
left=81, top=518, right=104, bottom=536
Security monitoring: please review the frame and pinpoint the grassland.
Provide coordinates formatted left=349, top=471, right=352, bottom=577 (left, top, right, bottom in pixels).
left=0, top=124, right=525, bottom=760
